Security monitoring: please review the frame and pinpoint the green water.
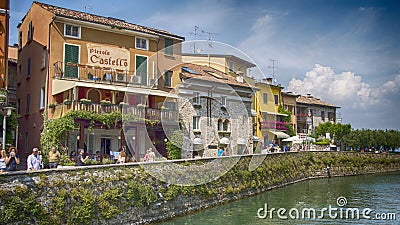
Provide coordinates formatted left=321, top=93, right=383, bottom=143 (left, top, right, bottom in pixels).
left=158, top=172, right=400, bottom=225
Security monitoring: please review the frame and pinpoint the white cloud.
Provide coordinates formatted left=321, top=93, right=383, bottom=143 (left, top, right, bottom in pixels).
left=286, top=64, right=400, bottom=109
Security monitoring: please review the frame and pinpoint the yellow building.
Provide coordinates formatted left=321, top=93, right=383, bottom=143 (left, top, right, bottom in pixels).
left=17, top=2, right=184, bottom=159
left=254, top=78, right=289, bottom=150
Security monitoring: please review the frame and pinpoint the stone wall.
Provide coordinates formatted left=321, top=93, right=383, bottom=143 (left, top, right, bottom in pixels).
left=0, top=152, right=399, bottom=225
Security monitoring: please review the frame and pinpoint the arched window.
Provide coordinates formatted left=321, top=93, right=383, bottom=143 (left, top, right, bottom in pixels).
left=218, top=119, right=223, bottom=131
left=223, top=119, right=229, bottom=131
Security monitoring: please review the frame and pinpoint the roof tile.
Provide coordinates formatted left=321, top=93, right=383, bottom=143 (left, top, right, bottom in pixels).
left=34, top=1, right=184, bottom=40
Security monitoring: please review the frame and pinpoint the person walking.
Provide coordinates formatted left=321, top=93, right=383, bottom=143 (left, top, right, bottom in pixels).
left=27, top=148, right=41, bottom=171
left=48, top=146, right=61, bottom=169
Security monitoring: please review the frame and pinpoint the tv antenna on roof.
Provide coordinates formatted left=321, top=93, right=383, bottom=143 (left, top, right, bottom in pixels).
left=201, top=30, right=220, bottom=48
left=189, top=26, right=203, bottom=54
left=268, top=59, right=278, bottom=84
left=84, top=6, right=93, bottom=13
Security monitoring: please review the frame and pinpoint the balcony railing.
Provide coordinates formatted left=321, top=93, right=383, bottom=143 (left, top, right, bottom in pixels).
left=260, top=121, right=288, bottom=130
left=53, top=61, right=158, bottom=87
left=51, top=101, right=178, bottom=122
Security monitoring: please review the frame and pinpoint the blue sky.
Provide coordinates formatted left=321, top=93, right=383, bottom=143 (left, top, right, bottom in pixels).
left=10, top=0, right=400, bottom=129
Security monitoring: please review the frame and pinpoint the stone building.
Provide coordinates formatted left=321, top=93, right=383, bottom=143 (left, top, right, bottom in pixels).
left=171, top=63, right=254, bottom=158
left=296, top=94, right=340, bottom=134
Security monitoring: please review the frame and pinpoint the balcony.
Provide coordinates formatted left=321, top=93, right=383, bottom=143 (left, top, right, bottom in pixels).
left=53, top=61, right=158, bottom=87
left=260, top=121, right=288, bottom=130
left=51, top=100, right=178, bottom=122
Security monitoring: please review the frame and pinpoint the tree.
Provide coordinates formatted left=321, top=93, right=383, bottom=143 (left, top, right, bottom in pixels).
left=278, top=105, right=296, bottom=137
left=166, top=130, right=183, bottom=160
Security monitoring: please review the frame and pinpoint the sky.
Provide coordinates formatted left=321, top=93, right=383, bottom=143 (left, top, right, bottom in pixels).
left=9, top=0, right=400, bottom=130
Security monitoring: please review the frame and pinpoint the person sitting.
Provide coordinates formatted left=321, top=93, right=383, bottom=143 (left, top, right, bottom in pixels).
left=76, top=149, right=88, bottom=166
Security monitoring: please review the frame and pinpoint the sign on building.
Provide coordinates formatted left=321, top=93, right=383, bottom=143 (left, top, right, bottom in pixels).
left=87, top=44, right=130, bottom=70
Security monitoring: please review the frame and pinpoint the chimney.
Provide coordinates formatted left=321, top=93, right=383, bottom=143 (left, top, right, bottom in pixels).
left=306, top=93, right=312, bottom=98
left=236, top=71, right=244, bottom=83
left=263, top=78, right=273, bottom=84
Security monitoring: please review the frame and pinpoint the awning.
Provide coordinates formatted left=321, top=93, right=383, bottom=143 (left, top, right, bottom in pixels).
left=269, top=131, right=290, bottom=139
left=237, top=138, right=247, bottom=145
left=52, top=79, right=178, bottom=98
left=253, top=136, right=260, bottom=142
left=219, top=137, right=230, bottom=144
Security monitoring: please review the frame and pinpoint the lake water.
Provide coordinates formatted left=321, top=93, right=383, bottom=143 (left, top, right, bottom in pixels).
left=158, top=172, right=400, bottom=225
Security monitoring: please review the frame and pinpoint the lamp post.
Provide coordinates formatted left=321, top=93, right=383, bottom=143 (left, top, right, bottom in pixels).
left=0, top=89, right=14, bottom=150
left=306, top=109, right=312, bottom=151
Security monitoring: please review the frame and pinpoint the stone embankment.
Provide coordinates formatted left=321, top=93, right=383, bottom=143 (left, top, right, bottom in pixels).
left=0, top=151, right=399, bottom=224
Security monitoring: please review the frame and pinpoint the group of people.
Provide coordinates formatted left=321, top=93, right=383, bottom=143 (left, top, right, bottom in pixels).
left=0, top=147, right=20, bottom=172
left=27, top=146, right=61, bottom=171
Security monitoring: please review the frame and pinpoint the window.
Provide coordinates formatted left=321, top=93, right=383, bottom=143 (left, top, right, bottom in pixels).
left=26, top=94, right=30, bottom=114
left=135, top=37, right=148, bottom=50
left=165, top=38, right=173, bottom=55
left=42, top=48, right=47, bottom=69
left=40, top=87, right=45, bottom=110
left=223, top=120, right=229, bottom=131
left=27, top=58, right=31, bottom=77
left=321, top=111, right=325, bottom=121
left=274, top=94, right=279, bottom=105
left=17, top=99, right=20, bottom=114
left=64, top=24, right=81, bottom=38
left=64, top=44, right=80, bottom=78
left=19, top=31, right=23, bottom=49
left=228, top=61, right=234, bottom=73
left=163, top=102, right=177, bottom=110
left=28, top=21, right=33, bottom=41
left=263, top=93, right=268, bottom=104
left=193, top=92, right=200, bottom=105
left=218, top=119, right=223, bottom=131
left=221, top=96, right=226, bottom=107
left=135, top=55, right=148, bottom=85
left=164, top=70, right=172, bottom=87
left=193, top=116, right=200, bottom=130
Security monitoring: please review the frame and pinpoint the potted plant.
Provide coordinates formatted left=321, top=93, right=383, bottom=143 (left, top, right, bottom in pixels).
left=119, top=102, right=128, bottom=108
left=48, top=103, right=56, bottom=109
left=63, top=99, right=72, bottom=105
left=137, top=103, right=147, bottom=109
left=0, top=88, right=7, bottom=104
left=80, top=98, right=92, bottom=105
left=100, top=99, right=112, bottom=106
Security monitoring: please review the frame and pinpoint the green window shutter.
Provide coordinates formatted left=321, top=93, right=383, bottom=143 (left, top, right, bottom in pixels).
left=135, top=55, right=147, bottom=85
left=64, top=44, right=79, bottom=78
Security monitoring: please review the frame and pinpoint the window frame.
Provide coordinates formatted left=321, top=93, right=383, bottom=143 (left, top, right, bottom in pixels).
left=26, top=94, right=30, bottom=114
left=221, top=96, right=226, bottom=107
left=193, top=116, right=200, bottom=130
left=228, top=60, right=234, bottom=73
left=274, top=94, right=279, bottom=105
left=263, top=93, right=268, bottom=104
left=135, top=37, right=149, bottom=50
left=164, top=70, right=172, bottom=87
left=40, top=87, right=45, bottom=110
left=27, top=58, right=31, bottom=78
left=164, top=38, right=173, bottom=55
left=193, top=92, right=201, bottom=105
left=64, top=24, right=81, bottom=39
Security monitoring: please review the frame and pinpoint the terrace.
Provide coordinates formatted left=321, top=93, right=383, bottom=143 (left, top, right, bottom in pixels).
left=53, top=61, right=158, bottom=87
left=51, top=100, right=178, bottom=122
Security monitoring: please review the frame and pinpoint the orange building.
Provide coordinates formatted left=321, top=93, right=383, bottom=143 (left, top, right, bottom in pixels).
left=0, top=0, right=9, bottom=89
left=17, top=2, right=184, bottom=160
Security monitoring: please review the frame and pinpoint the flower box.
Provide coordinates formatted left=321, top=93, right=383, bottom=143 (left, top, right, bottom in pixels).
left=100, top=100, right=112, bottom=106
left=80, top=99, right=92, bottom=105
left=63, top=99, right=72, bottom=105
